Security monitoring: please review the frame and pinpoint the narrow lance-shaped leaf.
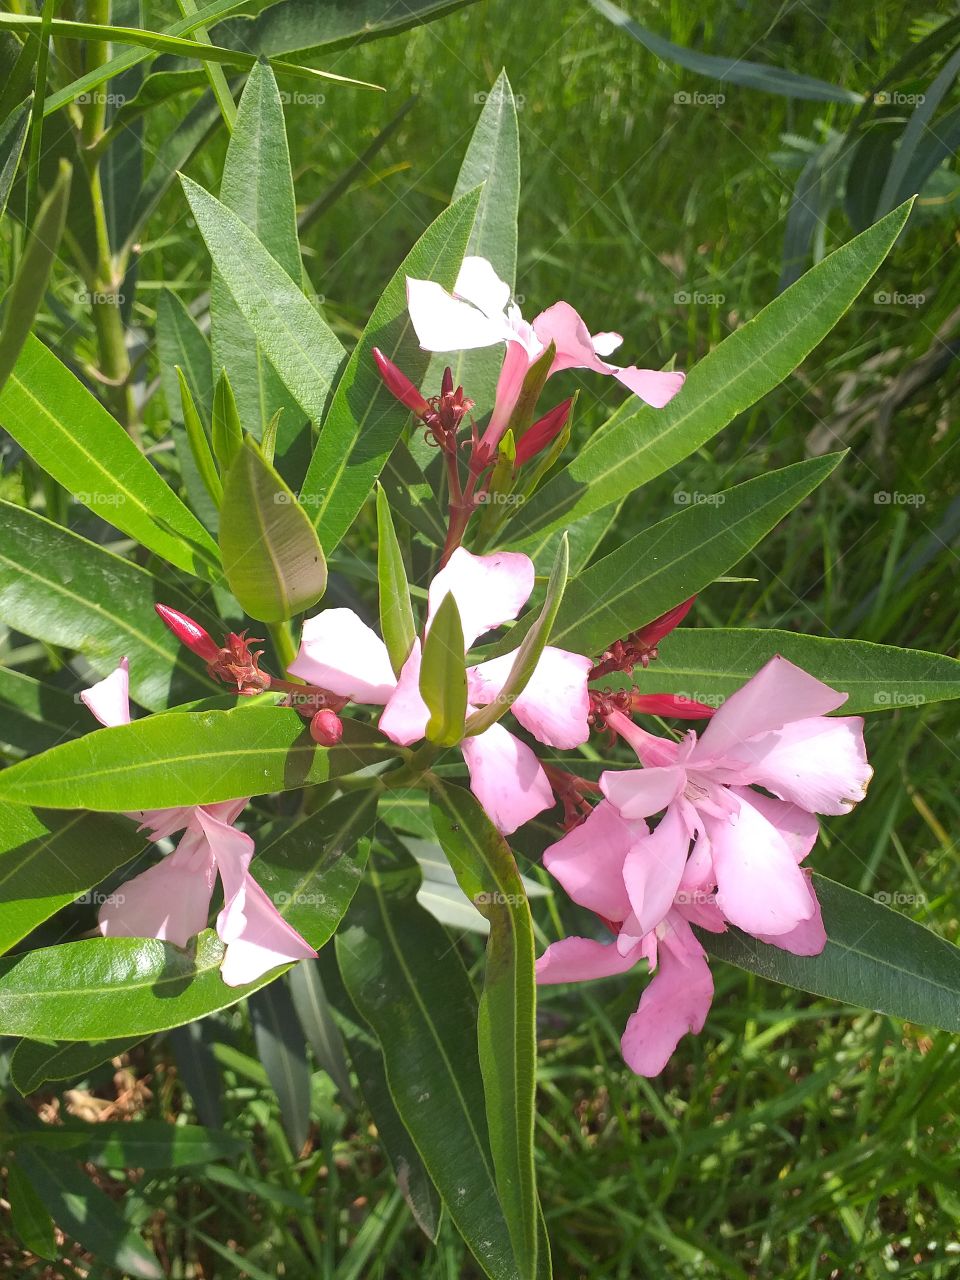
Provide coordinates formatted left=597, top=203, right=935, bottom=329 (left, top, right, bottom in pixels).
left=177, top=366, right=223, bottom=506
left=249, top=982, right=312, bottom=1153
left=0, top=337, right=220, bottom=576
left=420, top=592, right=468, bottom=747
left=300, top=188, right=481, bottom=551
left=376, top=483, right=416, bottom=675
left=0, top=95, right=30, bottom=218
left=0, top=666, right=81, bottom=759
left=430, top=782, right=542, bottom=1280
left=181, top=173, right=346, bottom=428
left=212, top=368, right=243, bottom=471
left=467, top=533, right=569, bottom=736
left=0, top=157, right=70, bottom=395
left=336, top=851, right=520, bottom=1280
left=157, top=289, right=219, bottom=532
left=219, top=437, right=327, bottom=622
left=506, top=201, right=913, bottom=542
left=492, top=453, right=842, bottom=660
left=624, top=628, right=960, bottom=714
left=0, top=793, right=377, bottom=1040
left=11, top=1037, right=144, bottom=1095
left=701, top=873, right=960, bottom=1032
left=6, top=1163, right=57, bottom=1262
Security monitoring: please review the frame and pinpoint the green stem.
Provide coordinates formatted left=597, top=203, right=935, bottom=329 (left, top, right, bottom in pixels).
left=268, top=621, right=298, bottom=676
left=174, top=0, right=237, bottom=132
left=24, top=0, right=56, bottom=227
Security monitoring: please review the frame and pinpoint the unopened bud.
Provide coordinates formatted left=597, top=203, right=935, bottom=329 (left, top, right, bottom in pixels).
left=630, top=693, right=715, bottom=719
left=515, top=397, right=574, bottom=466
left=310, top=708, right=343, bottom=745
left=632, top=597, right=696, bottom=654
left=441, top=365, right=454, bottom=398
left=372, top=347, right=431, bottom=416
left=155, top=603, right=220, bottom=663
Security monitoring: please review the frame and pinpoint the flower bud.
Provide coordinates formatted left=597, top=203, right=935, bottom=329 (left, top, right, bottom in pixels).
left=372, top=347, right=431, bottom=417
left=155, top=603, right=221, bottom=663
left=310, top=708, right=344, bottom=745
left=514, top=397, right=574, bottom=466
left=632, top=597, right=696, bottom=654
left=629, top=693, right=715, bottom=719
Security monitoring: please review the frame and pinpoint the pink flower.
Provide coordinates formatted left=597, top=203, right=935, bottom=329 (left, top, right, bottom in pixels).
left=536, top=656, right=871, bottom=1076
left=80, top=660, right=316, bottom=986
left=405, top=256, right=685, bottom=452
left=290, top=547, right=592, bottom=835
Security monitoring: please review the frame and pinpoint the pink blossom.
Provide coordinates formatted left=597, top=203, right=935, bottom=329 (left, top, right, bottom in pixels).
left=80, top=660, right=316, bottom=985
left=291, top=547, right=592, bottom=834
left=405, top=255, right=685, bottom=453
left=536, top=656, right=870, bottom=1075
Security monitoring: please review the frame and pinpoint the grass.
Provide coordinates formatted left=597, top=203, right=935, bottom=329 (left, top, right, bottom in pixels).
left=4, top=0, right=960, bottom=1276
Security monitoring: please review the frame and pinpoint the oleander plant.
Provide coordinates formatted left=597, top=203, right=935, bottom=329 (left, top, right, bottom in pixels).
left=1, top=3, right=959, bottom=1276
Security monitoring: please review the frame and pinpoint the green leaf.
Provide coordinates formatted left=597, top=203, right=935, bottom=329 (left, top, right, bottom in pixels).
left=875, top=46, right=960, bottom=217
left=167, top=1020, right=222, bottom=1126
left=249, top=982, right=312, bottom=1153
left=380, top=439, right=448, bottom=547
left=212, top=367, right=244, bottom=472
left=157, top=289, right=219, bottom=531
left=0, top=500, right=215, bottom=710
left=376, top=484, right=416, bottom=676
left=0, top=708, right=392, bottom=811
left=6, top=1162, right=57, bottom=1261
left=0, top=96, right=29, bottom=219
left=0, top=158, right=69, bottom=396
left=16, top=1120, right=247, bottom=1169
left=426, top=68, right=520, bottom=412
left=177, top=367, right=223, bottom=507
left=494, top=454, right=841, bottom=660
left=288, top=958, right=355, bottom=1103
left=219, top=436, right=327, bottom=622
left=420, top=592, right=468, bottom=746
left=11, top=1037, right=142, bottom=1094
left=624, top=628, right=960, bottom=714
left=0, top=667, right=81, bottom=758
left=336, top=853, right=518, bottom=1280
left=430, top=783, right=541, bottom=1279
left=467, top=533, right=568, bottom=737
left=299, top=188, right=480, bottom=551
left=0, top=336, right=220, bottom=575
left=0, top=794, right=375, bottom=1039
left=701, top=874, right=960, bottom=1032
left=0, top=806, right=144, bottom=954
left=507, top=201, right=913, bottom=542
left=213, top=0, right=480, bottom=57
left=589, top=0, right=862, bottom=103
left=211, top=60, right=306, bottom=466
left=181, top=173, right=346, bottom=430
left=16, top=1145, right=162, bottom=1278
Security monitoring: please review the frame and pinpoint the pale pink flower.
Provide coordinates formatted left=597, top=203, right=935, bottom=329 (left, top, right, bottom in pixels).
left=405, top=256, right=685, bottom=452
left=536, top=656, right=871, bottom=1075
left=290, top=547, right=592, bottom=835
left=80, top=660, right=316, bottom=985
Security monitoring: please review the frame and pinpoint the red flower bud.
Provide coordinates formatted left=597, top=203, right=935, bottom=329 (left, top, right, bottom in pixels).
left=632, top=597, right=696, bottom=652
left=155, top=603, right=221, bottom=663
left=310, top=708, right=344, bottom=745
left=629, top=693, right=716, bottom=719
left=514, top=397, right=574, bottom=466
left=372, top=347, right=431, bottom=417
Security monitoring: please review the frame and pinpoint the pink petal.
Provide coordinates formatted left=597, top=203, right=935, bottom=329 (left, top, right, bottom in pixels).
left=195, top=809, right=255, bottom=944
left=536, top=934, right=643, bottom=984
left=542, top=800, right=645, bottom=921
left=622, top=801, right=691, bottom=936
left=754, top=871, right=827, bottom=956
left=427, top=547, right=534, bottom=648
left=620, top=914, right=713, bottom=1076
left=729, top=786, right=819, bottom=862
left=533, top=301, right=608, bottom=374
left=80, top=658, right=131, bottom=728
left=612, top=366, right=685, bottom=408
left=219, top=876, right=317, bottom=987
left=460, top=722, right=554, bottom=835
left=600, top=764, right=686, bottom=821
left=693, top=655, right=848, bottom=765
left=289, top=608, right=396, bottom=704
left=468, top=646, right=591, bottom=749
left=709, top=794, right=815, bottom=937
left=405, top=276, right=509, bottom=352
left=379, top=639, right=429, bottom=746
left=482, top=338, right=535, bottom=451
left=591, top=330, right=623, bottom=356
left=453, top=256, right=511, bottom=320
left=737, top=716, right=872, bottom=816
left=605, top=714, right=684, bottom=766
left=98, top=842, right=216, bottom=948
